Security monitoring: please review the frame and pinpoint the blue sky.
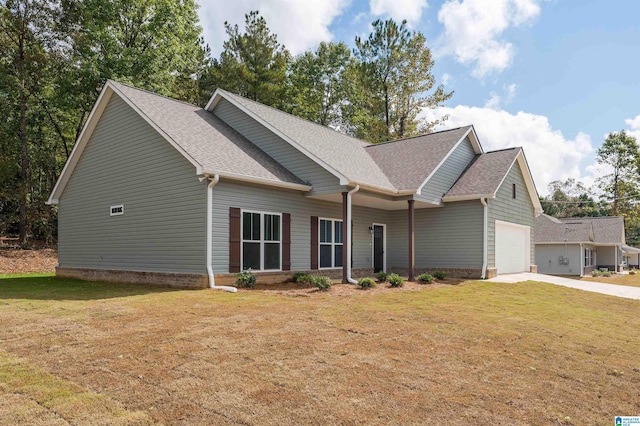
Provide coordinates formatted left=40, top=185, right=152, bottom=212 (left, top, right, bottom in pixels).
left=197, top=0, right=640, bottom=195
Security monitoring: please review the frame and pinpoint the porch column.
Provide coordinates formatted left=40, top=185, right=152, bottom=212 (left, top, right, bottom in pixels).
left=342, top=191, right=348, bottom=283
left=408, top=199, right=415, bottom=281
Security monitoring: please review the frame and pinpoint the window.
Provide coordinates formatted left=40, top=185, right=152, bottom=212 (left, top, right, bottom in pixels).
left=512, top=184, right=517, bottom=199
left=584, top=248, right=594, bottom=267
left=110, top=204, right=124, bottom=216
left=242, top=211, right=281, bottom=271
left=319, top=218, right=343, bottom=268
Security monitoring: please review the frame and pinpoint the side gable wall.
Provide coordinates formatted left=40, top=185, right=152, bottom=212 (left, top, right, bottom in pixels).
left=417, top=136, right=476, bottom=204
left=58, top=95, right=206, bottom=273
left=487, top=161, right=535, bottom=268
left=213, top=99, right=344, bottom=194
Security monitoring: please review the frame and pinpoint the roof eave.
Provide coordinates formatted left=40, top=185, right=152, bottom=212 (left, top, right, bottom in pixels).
left=201, top=170, right=312, bottom=192
left=442, top=194, right=495, bottom=202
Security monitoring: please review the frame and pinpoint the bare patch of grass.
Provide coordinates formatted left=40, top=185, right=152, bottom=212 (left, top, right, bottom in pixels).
left=0, top=274, right=639, bottom=424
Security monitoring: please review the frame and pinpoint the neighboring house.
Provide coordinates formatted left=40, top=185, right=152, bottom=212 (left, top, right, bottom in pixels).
left=535, top=214, right=626, bottom=276
left=47, top=80, right=542, bottom=288
left=622, top=245, right=640, bottom=268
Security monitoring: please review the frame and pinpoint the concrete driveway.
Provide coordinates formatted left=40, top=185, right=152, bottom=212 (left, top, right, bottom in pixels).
left=487, top=272, right=640, bottom=300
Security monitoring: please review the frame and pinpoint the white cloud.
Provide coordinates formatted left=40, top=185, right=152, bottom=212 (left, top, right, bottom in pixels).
left=625, top=115, right=640, bottom=141
left=484, top=83, right=516, bottom=109
left=436, top=0, right=541, bottom=78
left=441, top=72, right=452, bottom=86
left=197, top=0, right=350, bottom=56
left=369, top=0, right=429, bottom=25
left=420, top=105, right=594, bottom=195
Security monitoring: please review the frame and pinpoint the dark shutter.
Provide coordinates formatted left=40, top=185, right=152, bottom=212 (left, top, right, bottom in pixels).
left=229, top=207, right=241, bottom=273
left=311, top=216, right=319, bottom=270
left=282, top=213, right=291, bottom=271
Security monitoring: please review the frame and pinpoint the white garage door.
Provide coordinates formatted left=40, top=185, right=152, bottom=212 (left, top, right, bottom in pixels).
left=495, top=221, right=530, bottom=274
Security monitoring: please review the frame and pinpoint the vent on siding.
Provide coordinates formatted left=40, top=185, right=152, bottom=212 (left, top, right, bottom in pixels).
left=110, top=204, right=124, bottom=216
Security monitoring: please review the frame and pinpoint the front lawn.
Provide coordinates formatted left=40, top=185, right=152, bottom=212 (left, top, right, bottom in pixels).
left=580, top=272, right=640, bottom=287
left=0, top=274, right=638, bottom=424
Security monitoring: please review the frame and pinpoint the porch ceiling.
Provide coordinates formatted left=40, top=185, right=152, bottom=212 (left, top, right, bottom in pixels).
left=306, top=192, right=441, bottom=210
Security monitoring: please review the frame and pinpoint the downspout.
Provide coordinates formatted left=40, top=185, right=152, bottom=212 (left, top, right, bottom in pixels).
left=480, top=198, right=488, bottom=279
left=204, top=174, right=237, bottom=293
left=346, top=185, right=360, bottom=284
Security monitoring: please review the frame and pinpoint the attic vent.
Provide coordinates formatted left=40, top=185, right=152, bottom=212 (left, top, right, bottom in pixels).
left=110, top=204, right=124, bottom=216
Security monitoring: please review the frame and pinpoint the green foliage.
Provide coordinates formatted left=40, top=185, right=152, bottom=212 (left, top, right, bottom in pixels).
left=433, top=271, right=446, bottom=280
left=596, top=131, right=640, bottom=217
left=294, top=273, right=314, bottom=285
left=357, top=277, right=376, bottom=289
left=417, top=273, right=434, bottom=284
left=387, top=273, right=404, bottom=287
left=540, top=178, right=605, bottom=218
left=375, top=271, right=388, bottom=282
left=288, top=42, right=351, bottom=126
left=602, top=271, right=613, bottom=277
left=349, top=18, right=452, bottom=142
left=311, top=275, right=332, bottom=291
left=203, top=10, right=289, bottom=108
left=235, top=269, right=257, bottom=288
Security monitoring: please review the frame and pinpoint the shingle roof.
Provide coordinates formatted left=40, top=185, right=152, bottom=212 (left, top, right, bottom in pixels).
left=444, top=148, right=521, bottom=198
left=535, top=214, right=625, bottom=244
left=365, top=126, right=472, bottom=190
left=111, top=81, right=307, bottom=186
left=216, top=90, right=397, bottom=191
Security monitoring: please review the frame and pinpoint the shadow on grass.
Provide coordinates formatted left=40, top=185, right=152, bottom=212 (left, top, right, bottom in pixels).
left=0, top=274, right=180, bottom=301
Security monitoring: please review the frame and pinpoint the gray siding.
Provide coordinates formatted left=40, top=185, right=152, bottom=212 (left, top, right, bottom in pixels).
left=387, top=201, right=484, bottom=269
left=58, top=95, right=206, bottom=273
left=213, top=99, right=343, bottom=194
left=487, top=161, right=535, bottom=268
left=211, top=181, right=389, bottom=273
left=418, top=137, right=476, bottom=204
left=536, top=244, right=582, bottom=275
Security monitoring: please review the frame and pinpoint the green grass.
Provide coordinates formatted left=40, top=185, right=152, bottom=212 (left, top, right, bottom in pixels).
left=1, top=273, right=639, bottom=424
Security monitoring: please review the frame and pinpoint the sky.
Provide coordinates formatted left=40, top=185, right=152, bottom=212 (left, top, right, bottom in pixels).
left=196, top=0, right=640, bottom=196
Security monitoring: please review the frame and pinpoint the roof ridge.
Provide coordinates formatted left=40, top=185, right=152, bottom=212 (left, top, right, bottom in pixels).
left=365, top=125, right=472, bottom=147
left=217, top=89, right=369, bottom=147
left=109, top=79, right=200, bottom=109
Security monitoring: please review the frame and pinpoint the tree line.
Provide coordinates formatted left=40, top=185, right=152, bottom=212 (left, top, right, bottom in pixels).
left=540, top=130, right=640, bottom=246
left=0, top=2, right=451, bottom=246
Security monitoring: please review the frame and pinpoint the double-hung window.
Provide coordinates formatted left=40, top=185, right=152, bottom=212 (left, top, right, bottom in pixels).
left=584, top=248, right=593, bottom=267
left=319, top=218, right=343, bottom=268
left=242, top=211, right=281, bottom=271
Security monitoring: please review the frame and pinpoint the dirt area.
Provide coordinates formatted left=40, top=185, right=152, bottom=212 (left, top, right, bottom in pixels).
left=0, top=249, right=58, bottom=274
left=0, top=275, right=638, bottom=424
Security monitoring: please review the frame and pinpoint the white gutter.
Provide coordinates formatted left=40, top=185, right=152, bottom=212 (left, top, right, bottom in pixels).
left=346, top=185, right=360, bottom=284
left=480, top=198, right=488, bottom=279
left=203, top=174, right=237, bottom=293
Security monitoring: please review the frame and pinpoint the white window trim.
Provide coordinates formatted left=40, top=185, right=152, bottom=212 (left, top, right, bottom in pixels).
left=319, top=217, right=344, bottom=270
left=370, top=223, right=387, bottom=272
left=584, top=247, right=594, bottom=267
left=241, top=209, right=282, bottom=272
left=110, top=204, right=124, bottom=216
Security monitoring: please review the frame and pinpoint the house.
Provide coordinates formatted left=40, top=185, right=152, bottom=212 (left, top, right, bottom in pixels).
left=535, top=214, right=626, bottom=276
left=622, top=245, right=640, bottom=268
left=47, top=80, right=542, bottom=289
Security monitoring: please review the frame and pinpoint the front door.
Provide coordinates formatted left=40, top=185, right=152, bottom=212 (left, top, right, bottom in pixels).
left=373, top=224, right=385, bottom=273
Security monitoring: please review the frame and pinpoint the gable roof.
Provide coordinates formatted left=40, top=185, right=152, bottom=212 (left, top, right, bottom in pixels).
left=365, top=126, right=481, bottom=191
left=206, top=89, right=401, bottom=194
left=442, top=147, right=543, bottom=214
left=50, top=80, right=543, bottom=208
left=535, top=214, right=625, bottom=244
left=48, top=81, right=310, bottom=204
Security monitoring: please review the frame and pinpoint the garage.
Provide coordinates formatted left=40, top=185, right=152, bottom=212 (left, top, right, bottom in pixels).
left=495, top=220, right=530, bottom=274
